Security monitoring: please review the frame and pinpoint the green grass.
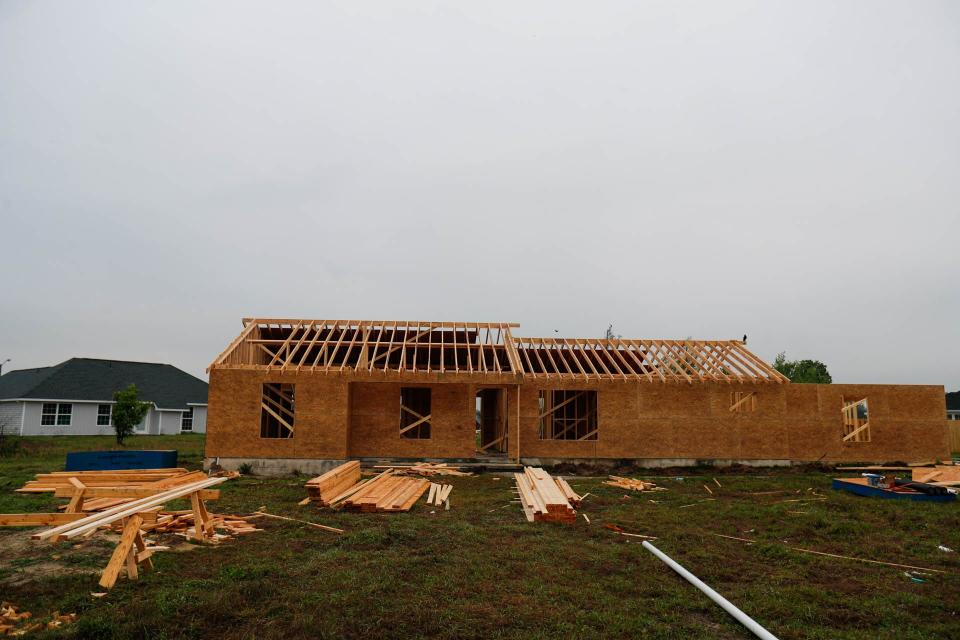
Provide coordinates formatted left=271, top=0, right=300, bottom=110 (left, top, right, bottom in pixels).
left=1, top=435, right=959, bottom=639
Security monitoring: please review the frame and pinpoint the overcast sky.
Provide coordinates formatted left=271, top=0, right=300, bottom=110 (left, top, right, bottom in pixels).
left=1, top=1, right=957, bottom=388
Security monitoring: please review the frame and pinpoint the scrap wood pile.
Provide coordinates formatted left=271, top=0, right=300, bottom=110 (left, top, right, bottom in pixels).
left=375, top=462, right=472, bottom=477
left=303, top=462, right=437, bottom=512
left=3, top=467, right=258, bottom=589
left=426, top=483, right=453, bottom=507
left=514, top=466, right=580, bottom=524
left=1, top=602, right=76, bottom=636
left=604, top=476, right=666, bottom=492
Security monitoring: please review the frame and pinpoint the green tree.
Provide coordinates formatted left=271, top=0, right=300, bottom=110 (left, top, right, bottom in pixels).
left=773, top=352, right=832, bottom=384
left=112, top=384, right=150, bottom=445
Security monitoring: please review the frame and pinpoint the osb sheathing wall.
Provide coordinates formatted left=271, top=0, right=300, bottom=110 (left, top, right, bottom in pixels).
left=206, top=368, right=948, bottom=463
left=205, top=368, right=351, bottom=459
left=518, top=381, right=949, bottom=462
left=349, top=382, right=477, bottom=458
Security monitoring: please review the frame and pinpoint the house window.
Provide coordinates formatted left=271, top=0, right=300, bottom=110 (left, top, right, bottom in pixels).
left=400, top=387, right=431, bottom=439
left=97, top=404, right=112, bottom=426
left=181, top=407, right=194, bottom=432
left=538, top=390, right=598, bottom=440
left=730, top=391, right=757, bottom=413
left=41, top=403, right=72, bottom=426
left=261, top=383, right=294, bottom=438
left=842, top=397, right=870, bottom=443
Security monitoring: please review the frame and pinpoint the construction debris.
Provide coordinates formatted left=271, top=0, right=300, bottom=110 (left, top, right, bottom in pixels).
left=376, top=462, right=472, bottom=477
left=712, top=533, right=947, bottom=573
left=426, top=483, right=453, bottom=506
left=604, top=524, right=656, bottom=540
left=1, top=603, right=32, bottom=636
left=604, top=476, right=666, bottom=492
left=1, top=603, right=76, bottom=636
left=514, top=467, right=579, bottom=524
left=250, top=511, right=343, bottom=534
left=3, top=466, right=267, bottom=590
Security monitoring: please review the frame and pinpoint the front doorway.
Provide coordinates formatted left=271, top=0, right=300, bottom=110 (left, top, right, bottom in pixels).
left=476, top=388, right=507, bottom=455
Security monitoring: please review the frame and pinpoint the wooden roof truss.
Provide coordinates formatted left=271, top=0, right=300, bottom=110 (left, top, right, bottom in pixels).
left=210, top=319, right=788, bottom=384
left=513, top=337, right=788, bottom=383
left=209, top=319, right=521, bottom=376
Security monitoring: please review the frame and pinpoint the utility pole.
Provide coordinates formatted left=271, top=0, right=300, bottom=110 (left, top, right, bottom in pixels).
left=0, top=358, right=9, bottom=376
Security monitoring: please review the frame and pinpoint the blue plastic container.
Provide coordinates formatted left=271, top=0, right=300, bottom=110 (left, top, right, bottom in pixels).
left=64, top=450, right=179, bottom=471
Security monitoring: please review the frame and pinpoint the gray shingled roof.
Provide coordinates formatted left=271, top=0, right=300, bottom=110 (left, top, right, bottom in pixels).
left=0, top=359, right=207, bottom=409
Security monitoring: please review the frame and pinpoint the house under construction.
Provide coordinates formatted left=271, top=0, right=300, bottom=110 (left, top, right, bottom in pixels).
left=204, top=319, right=949, bottom=473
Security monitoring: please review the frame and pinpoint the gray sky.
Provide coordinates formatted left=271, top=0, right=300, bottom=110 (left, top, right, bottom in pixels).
left=1, top=1, right=958, bottom=388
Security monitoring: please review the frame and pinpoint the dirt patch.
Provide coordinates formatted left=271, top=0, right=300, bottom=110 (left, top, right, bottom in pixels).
left=0, top=531, right=109, bottom=587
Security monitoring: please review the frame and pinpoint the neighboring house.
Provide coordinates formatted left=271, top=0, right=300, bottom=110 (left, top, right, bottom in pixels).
left=0, top=358, right=208, bottom=436
left=948, top=390, right=960, bottom=421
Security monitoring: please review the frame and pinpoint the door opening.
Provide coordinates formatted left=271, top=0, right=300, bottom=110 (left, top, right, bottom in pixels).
left=476, top=388, right=507, bottom=455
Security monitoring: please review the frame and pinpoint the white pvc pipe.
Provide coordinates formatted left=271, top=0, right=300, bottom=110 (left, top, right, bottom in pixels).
left=641, top=541, right=780, bottom=640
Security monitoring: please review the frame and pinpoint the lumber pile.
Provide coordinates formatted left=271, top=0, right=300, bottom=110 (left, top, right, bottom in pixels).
left=303, top=462, right=439, bottom=512
left=16, top=468, right=191, bottom=493
left=514, top=467, right=578, bottom=524
left=912, top=465, right=960, bottom=485
left=426, top=482, right=453, bottom=507
left=341, top=471, right=430, bottom=513
left=604, top=476, right=665, bottom=492
left=305, top=461, right=362, bottom=506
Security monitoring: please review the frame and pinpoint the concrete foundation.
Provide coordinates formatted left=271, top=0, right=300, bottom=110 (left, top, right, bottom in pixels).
left=206, top=455, right=805, bottom=476
left=205, top=457, right=347, bottom=477
left=520, top=457, right=797, bottom=468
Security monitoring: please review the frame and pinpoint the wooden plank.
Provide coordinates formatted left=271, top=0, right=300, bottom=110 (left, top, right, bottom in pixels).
left=0, top=513, right=91, bottom=527
left=99, top=514, right=143, bottom=589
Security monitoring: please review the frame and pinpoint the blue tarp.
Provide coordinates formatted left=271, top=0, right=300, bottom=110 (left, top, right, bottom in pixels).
left=65, top=450, right=179, bottom=471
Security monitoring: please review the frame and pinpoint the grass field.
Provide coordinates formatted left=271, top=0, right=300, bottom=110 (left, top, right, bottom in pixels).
left=1, top=435, right=959, bottom=639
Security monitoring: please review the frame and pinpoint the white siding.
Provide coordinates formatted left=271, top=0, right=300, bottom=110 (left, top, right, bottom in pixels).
left=191, top=406, right=207, bottom=433
left=0, top=401, right=23, bottom=436
left=158, top=409, right=183, bottom=435
left=16, top=401, right=206, bottom=436
left=21, top=401, right=114, bottom=436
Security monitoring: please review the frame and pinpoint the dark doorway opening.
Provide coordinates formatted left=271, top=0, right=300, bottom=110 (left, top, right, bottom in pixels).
left=476, top=388, right=507, bottom=455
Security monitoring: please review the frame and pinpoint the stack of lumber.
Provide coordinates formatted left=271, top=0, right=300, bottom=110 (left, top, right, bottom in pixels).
left=341, top=470, right=430, bottom=513
left=514, top=467, right=578, bottom=524
left=375, top=462, right=472, bottom=477
left=604, top=476, right=664, bottom=492
left=426, top=483, right=453, bottom=506
left=302, top=462, right=437, bottom=512
left=304, top=461, right=362, bottom=506
left=16, top=468, right=191, bottom=493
